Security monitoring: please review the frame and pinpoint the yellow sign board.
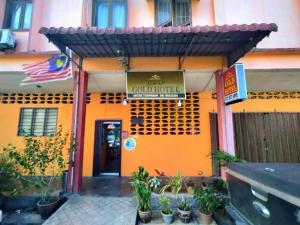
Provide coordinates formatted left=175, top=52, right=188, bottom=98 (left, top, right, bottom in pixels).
left=127, top=71, right=186, bottom=99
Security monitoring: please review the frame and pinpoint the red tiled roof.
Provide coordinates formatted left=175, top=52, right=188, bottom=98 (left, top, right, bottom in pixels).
left=39, top=23, right=278, bottom=66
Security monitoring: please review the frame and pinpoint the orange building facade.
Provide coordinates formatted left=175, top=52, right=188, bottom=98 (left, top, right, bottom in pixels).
left=0, top=0, right=299, bottom=183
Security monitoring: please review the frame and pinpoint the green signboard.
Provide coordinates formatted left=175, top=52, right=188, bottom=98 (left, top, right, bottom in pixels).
left=127, top=71, right=186, bottom=99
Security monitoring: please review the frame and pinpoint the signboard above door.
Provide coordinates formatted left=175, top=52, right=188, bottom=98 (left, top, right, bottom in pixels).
left=127, top=71, right=186, bottom=100
left=224, top=64, right=247, bottom=105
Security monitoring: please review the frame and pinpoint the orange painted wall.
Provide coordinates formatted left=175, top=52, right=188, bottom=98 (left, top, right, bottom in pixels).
left=0, top=103, right=73, bottom=164
left=1, top=92, right=299, bottom=177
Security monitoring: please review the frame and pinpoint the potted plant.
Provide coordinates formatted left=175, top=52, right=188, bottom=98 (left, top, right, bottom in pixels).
left=0, top=151, right=24, bottom=223
left=184, top=177, right=195, bottom=195
left=6, top=126, right=69, bottom=219
left=177, top=196, right=192, bottom=223
left=158, top=194, right=174, bottom=224
left=131, top=166, right=152, bottom=223
left=0, top=152, right=22, bottom=204
left=148, top=176, right=161, bottom=193
left=161, top=171, right=183, bottom=195
left=193, top=187, right=222, bottom=225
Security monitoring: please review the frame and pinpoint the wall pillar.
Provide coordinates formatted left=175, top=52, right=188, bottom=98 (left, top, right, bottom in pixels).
left=215, top=70, right=235, bottom=155
left=67, top=71, right=88, bottom=193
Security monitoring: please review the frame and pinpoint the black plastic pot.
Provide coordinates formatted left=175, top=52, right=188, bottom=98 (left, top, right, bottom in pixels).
left=1, top=196, right=40, bottom=211
left=37, top=197, right=60, bottom=219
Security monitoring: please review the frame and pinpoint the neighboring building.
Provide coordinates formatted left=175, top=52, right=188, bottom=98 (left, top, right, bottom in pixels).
left=0, top=0, right=299, bottom=191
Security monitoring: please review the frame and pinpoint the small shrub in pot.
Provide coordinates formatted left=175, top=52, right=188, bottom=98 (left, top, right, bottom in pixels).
left=193, top=187, right=222, bottom=224
left=177, top=196, right=192, bottom=223
left=131, top=167, right=152, bottom=223
left=5, top=126, right=69, bottom=219
left=184, top=177, right=195, bottom=195
left=158, top=194, right=174, bottom=224
left=148, top=176, right=161, bottom=193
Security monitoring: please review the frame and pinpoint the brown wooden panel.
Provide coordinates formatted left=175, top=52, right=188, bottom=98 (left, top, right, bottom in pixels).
left=209, top=113, right=219, bottom=175
left=264, top=113, right=300, bottom=163
left=233, top=113, right=266, bottom=162
left=210, top=112, right=300, bottom=164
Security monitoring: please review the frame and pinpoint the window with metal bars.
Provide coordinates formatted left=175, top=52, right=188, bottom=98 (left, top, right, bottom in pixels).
left=155, top=0, right=191, bottom=27
left=18, top=108, right=58, bottom=136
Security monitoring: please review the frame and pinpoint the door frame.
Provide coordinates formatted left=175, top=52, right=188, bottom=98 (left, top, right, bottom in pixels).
left=93, top=119, right=122, bottom=177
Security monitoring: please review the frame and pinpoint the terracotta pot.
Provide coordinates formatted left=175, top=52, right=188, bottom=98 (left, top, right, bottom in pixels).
left=37, top=197, right=60, bottom=219
left=199, top=211, right=213, bottom=225
left=171, top=186, right=177, bottom=194
left=187, top=186, right=194, bottom=195
left=177, top=208, right=191, bottom=223
left=138, top=210, right=152, bottom=223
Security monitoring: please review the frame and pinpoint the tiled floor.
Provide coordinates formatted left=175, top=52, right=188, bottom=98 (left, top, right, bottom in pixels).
left=43, top=194, right=137, bottom=225
left=81, top=176, right=132, bottom=197
left=43, top=176, right=218, bottom=225
left=43, top=177, right=136, bottom=225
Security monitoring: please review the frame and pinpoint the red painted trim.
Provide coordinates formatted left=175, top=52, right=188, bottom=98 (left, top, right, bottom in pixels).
left=67, top=71, right=89, bottom=193
left=215, top=70, right=227, bottom=151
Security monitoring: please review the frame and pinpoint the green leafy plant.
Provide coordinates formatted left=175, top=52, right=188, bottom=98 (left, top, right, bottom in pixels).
left=161, top=171, right=183, bottom=194
left=177, top=196, right=192, bottom=211
left=193, top=187, right=222, bottom=215
left=211, top=151, right=246, bottom=166
left=0, top=152, right=24, bottom=200
left=148, top=176, right=161, bottom=191
left=185, top=177, right=194, bottom=187
left=4, top=126, right=69, bottom=204
left=158, top=194, right=172, bottom=215
left=212, top=178, right=227, bottom=191
left=131, top=166, right=152, bottom=212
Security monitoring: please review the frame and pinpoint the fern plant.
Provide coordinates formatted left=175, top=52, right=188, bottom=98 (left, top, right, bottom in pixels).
left=212, top=150, right=246, bottom=166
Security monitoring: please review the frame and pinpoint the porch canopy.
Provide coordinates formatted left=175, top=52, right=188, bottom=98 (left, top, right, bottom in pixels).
left=39, top=23, right=277, bottom=66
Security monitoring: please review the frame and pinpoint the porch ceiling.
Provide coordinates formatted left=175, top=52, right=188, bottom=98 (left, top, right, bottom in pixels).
left=39, top=24, right=277, bottom=66
left=0, top=69, right=299, bottom=93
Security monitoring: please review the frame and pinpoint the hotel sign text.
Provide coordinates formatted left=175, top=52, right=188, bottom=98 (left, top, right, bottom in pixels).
left=224, top=64, right=247, bottom=104
left=127, top=71, right=186, bottom=100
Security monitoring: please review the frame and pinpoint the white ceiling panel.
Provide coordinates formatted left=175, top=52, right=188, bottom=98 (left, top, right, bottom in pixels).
left=0, top=69, right=299, bottom=93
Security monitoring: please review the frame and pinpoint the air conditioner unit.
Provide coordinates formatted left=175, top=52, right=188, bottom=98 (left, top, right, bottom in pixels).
left=0, top=29, right=16, bottom=50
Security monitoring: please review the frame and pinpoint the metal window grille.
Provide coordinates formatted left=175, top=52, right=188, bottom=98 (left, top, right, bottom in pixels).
left=18, top=108, right=58, bottom=136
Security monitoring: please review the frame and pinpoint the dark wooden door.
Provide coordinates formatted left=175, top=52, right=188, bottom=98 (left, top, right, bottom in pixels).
left=263, top=113, right=300, bottom=163
left=210, top=112, right=300, bottom=163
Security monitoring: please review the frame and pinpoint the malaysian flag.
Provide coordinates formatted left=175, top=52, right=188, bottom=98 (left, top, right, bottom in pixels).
left=21, top=53, right=72, bottom=85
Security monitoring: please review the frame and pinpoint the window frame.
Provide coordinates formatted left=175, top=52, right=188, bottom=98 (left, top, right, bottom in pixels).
left=155, top=0, right=192, bottom=27
left=92, top=0, right=127, bottom=28
left=3, top=0, right=33, bottom=31
left=17, top=108, right=58, bottom=137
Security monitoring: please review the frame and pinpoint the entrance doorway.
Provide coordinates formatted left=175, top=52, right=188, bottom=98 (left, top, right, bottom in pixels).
left=93, top=120, right=122, bottom=176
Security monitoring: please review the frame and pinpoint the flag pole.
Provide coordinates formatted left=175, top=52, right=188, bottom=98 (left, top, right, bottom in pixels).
left=67, top=47, right=81, bottom=193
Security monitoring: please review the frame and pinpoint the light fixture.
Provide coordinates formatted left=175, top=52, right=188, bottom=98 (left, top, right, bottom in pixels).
left=177, top=100, right=182, bottom=107
left=107, top=123, right=116, bottom=129
left=123, top=98, right=128, bottom=106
